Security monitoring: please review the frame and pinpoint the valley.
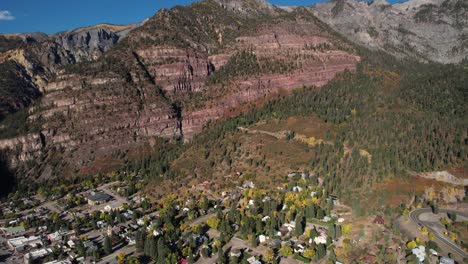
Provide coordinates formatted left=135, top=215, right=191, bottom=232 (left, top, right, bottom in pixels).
left=0, top=0, right=467, bottom=263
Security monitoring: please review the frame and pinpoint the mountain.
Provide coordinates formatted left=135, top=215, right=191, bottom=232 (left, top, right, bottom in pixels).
left=311, top=0, right=468, bottom=63
left=0, top=23, right=138, bottom=120
left=0, top=0, right=358, bottom=185
left=0, top=0, right=466, bottom=199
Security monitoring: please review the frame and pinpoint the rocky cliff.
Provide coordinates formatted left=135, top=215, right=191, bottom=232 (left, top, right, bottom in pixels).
left=311, top=0, right=468, bottom=64
left=0, top=23, right=137, bottom=120
left=0, top=1, right=360, bottom=182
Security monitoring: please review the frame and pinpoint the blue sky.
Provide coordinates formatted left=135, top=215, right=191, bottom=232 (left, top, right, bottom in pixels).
left=0, top=0, right=400, bottom=34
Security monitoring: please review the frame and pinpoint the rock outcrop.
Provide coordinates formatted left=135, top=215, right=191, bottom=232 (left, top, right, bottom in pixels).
left=311, top=0, right=468, bottom=64
left=0, top=23, right=138, bottom=120
left=0, top=1, right=360, bottom=182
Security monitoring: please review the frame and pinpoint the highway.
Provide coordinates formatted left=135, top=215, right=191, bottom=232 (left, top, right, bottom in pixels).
left=408, top=208, right=468, bottom=260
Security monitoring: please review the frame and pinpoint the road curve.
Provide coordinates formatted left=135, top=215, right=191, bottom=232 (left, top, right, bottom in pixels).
left=409, top=208, right=468, bottom=259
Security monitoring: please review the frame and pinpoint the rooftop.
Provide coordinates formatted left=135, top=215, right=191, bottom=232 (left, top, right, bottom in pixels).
left=87, top=193, right=112, bottom=201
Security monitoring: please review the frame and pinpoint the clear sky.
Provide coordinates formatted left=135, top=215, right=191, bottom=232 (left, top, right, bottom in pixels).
left=0, top=0, right=401, bottom=34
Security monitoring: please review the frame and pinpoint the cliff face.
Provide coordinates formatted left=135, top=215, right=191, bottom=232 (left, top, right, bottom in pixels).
left=311, top=0, right=468, bottom=64
left=0, top=1, right=359, bottom=181
left=0, top=24, right=137, bottom=120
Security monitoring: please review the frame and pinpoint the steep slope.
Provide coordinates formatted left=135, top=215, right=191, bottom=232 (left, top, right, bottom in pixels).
left=311, top=0, right=468, bottom=64
left=0, top=0, right=359, bottom=184
left=0, top=23, right=138, bottom=120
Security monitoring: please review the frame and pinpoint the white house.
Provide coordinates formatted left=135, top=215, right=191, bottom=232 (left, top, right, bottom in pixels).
left=247, top=256, right=262, bottom=264
left=312, top=232, right=328, bottom=244
left=292, top=186, right=303, bottom=192
left=259, top=234, right=269, bottom=244
left=411, top=246, right=426, bottom=263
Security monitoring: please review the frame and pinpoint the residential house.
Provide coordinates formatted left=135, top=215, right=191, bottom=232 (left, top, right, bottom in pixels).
left=103, top=201, right=124, bottom=212
left=411, top=246, right=426, bottom=263
left=292, top=186, right=303, bottom=193
left=439, top=257, right=455, bottom=264
left=230, top=248, right=242, bottom=258
left=259, top=235, right=269, bottom=244
left=47, top=230, right=75, bottom=243
left=312, top=231, right=328, bottom=245
left=247, top=256, right=262, bottom=264
left=373, top=215, right=385, bottom=225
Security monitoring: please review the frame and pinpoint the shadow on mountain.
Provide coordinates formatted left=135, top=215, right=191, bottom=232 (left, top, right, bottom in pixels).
left=0, top=151, right=16, bottom=198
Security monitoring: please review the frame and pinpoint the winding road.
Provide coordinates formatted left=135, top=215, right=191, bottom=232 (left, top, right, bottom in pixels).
left=409, top=208, right=468, bottom=260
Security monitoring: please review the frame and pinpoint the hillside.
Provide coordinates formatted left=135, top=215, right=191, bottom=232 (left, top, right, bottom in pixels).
left=0, top=23, right=138, bottom=121
left=0, top=0, right=358, bottom=187
left=128, top=50, right=467, bottom=211
left=311, top=0, right=468, bottom=64
left=0, top=0, right=466, bottom=201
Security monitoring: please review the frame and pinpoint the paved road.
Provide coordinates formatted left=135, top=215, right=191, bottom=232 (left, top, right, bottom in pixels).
left=409, top=208, right=468, bottom=260
left=97, top=245, right=136, bottom=264
left=189, top=209, right=229, bottom=227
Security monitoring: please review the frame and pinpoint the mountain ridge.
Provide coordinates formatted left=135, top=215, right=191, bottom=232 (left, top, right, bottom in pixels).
left=0, top=0, right=466, bottom=197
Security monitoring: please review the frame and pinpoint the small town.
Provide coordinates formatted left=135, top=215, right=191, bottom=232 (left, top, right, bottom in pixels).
left=0, top=171, right=465, bottom=264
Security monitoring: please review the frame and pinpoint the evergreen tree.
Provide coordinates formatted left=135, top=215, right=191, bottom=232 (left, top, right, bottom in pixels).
left=328, top=224, right=336, bottom=240
left=295, top=214, right=305, bottom=237
left=218, top=249, right=226, bottom=264
left=316, top=244, right=326, bottom=260
left=103, top=235, right=112, bottom=255
left=329, top=249, right=337, bottom=262
left=157, top=239, right=165, bottom=264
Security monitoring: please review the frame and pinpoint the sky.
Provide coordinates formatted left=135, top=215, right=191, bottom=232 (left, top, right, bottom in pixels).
left=0, top=0, right=401, bottom=34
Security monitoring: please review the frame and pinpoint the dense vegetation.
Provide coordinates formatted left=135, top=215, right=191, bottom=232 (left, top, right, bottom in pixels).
left=207, top=50, right=295, bottom=85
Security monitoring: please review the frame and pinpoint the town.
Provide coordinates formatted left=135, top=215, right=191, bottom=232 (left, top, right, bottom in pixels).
left=1, top=171, right=464, bottom=264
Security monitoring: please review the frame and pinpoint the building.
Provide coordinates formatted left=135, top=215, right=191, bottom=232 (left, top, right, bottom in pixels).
left=87, top=193, right=112, bottom=206
left=44, top=261, right=72, bottom=264
left=103, top=201, right=124, bottom=212
left=373, top=215, right=385, bottom=225
left=247, top=256, right=262, bottom=264
left=411, top=246, right=426, bottom=263
left=47, top=230, right=75, bottom=243
left=8, top=236, right=43, bottom=252
left=24, top=248, right=52, bottom=263
left=230, top=248, right=242, bottom=258
left=439, top=257, right=455, bottom=264
left=259, top=234, right=269, bottom=244
left=0, top=226, right=26, bottom=237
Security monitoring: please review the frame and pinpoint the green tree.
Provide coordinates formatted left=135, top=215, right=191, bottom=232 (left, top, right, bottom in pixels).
left=316, top=244, right=326, bottom=260
left=295, top=214, right=305, bottom=237
left=103, top=235, right=112, bottom=255
left=279, top=244, right=293, bottom=257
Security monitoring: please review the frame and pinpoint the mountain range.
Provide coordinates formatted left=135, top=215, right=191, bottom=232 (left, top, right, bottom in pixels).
left=0, top=0, right=466, bottom=196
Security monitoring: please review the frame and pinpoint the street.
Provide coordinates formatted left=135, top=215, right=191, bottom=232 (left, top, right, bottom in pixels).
left=408, top=208, right=468, bottom=260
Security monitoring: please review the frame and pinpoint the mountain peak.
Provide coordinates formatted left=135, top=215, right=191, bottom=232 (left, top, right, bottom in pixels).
left=213, top=0, right=277, bottom=15
left=371, top=0, right=389, bottom=6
